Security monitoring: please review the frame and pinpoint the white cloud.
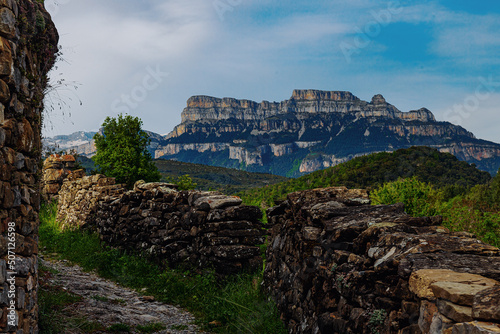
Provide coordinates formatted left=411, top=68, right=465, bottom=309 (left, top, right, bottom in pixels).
left=41, top=0, right=500, bottom=146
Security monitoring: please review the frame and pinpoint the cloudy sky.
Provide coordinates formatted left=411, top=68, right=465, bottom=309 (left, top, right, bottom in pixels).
left=43, top=0, right=500, bottom=143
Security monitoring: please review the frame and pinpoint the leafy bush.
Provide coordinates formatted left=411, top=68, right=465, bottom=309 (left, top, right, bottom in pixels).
left=165, top=174, right=197, bottom=190
left=370, top=177, right=442, bottom=217
left=369, top=177, right=500, bottom=248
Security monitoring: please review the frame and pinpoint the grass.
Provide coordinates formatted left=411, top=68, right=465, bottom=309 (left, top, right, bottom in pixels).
left=107, top=323, right=131, bottom=332
left=39, top=262, right=105, bottom=333
left=136, top=323, right=167, bottom=333
left=39, top=201, right=287, bottom=334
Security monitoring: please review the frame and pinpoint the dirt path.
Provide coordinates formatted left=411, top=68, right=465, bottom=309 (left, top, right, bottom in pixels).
left=40, top=256, right=201, bottom=333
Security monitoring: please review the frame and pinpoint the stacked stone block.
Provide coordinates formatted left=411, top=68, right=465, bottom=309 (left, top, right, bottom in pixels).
left=264, top=187, right=500, bottom=334
left=0, top=0, right=58, bottom=332
left=56, top=178, right=266, bottom=275
left=57, top=174, right=125, bottom=230
left=41, top=154, right=84, bottom=201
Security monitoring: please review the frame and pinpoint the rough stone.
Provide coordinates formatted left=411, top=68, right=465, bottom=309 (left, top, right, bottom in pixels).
left=409, top=270, right=499, bottom=301
left=437, top=299, right=474, bottom=323
left=400, top=253, right=500, bottom=282
left=451, top=321, right=500, bottom=333
left=419, top=300, right=439, bottom=333
left=0, top=36, right=11, bottom=76
left=0, top=79, right=8, bottom=103
left=263, top=187, right=500, bottom=334
left=41, top=154, right=83, bottom=201
left=54, top=177, right=265, bottom=275
left=473, top=285, right=500, bottom=322
left=193, top=195, right=243, bottom=210
left=431, top=281, right=494, bottom=306
left=0, top=0, right=59, bottom=331
left=0, top=8, right=15, bottom=39
left=429, top=312, right=454, bottom=334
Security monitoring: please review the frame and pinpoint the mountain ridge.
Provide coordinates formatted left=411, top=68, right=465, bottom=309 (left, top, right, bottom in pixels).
left=43, top=89, right=500, bottom=176
left=159, top=89, right=500, bottom=176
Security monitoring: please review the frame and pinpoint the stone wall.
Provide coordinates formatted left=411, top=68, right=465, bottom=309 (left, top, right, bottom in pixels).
left=0, top=0, right=58, bottom=332
left=57, top=177, right=266, bottom=275
left=41, top=154, right=84, bottom=201
left=56, top=173, right=125, bottom=230
left=264, top=187, right=500, bottom=334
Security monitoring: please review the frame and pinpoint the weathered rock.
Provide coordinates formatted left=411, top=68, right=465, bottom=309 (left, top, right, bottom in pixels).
left=194, top=194, right=243, bottom=210
left=264, top=187, right=500, bottom=334
left=431, top=281, right=494, bottom=306
left=409, top=270, right=499, bottom=301
left=451, top=321, right=500, bottom=333
left=0, top=7, right=15, bottom=39
left=56, top=178, right=265, bottom=275
left=133, top=180, right=178, bottom=192
left=399, top=253, right=500, bottom=281
left=419, top=300, right=439, bottom=333
left=429, top=312, right=454, bottom=334
left=473, top=285, right=500, bottom=322
left=437, top=299, right=474, bottom=323
left=41, top=154, right=84, bottom=201
left=157, top=88, right=500, bottom=176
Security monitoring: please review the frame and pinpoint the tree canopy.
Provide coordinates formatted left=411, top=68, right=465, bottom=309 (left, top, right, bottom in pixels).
left=92, top=114, right=160, bottom=188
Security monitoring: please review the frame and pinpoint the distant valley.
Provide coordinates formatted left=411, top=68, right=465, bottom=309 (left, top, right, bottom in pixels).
left=43, top=89, right=500, bottom=176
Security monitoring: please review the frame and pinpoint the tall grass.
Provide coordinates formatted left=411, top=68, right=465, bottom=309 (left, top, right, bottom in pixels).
left=39, top=202, right=286, bottom=334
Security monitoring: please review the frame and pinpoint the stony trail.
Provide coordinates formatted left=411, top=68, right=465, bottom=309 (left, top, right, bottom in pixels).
left=39, top=256, right=201, bottom=334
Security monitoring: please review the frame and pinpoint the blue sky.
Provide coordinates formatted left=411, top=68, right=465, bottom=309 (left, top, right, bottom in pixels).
left=44, top=0, right=500, bottom=143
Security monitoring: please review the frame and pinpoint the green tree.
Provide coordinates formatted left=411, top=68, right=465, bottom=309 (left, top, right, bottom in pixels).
left=92, top=114, right=161, bottom=188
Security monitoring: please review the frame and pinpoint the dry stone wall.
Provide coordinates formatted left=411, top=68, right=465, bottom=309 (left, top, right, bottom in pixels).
left=264, top=187, right=500, bottom=334
left=56, top=177, right=266, bottom=275
left=57, top=174, right=125, bottom=230
left=41, top=154, right=83, bottom=201
left=0, top=0, right=58, bottom=332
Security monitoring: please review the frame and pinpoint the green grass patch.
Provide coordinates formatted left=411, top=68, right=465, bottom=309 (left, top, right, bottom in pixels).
left=136, top=323, right=167, bottom=333
left=108, top=323, right=131, bottom=332
left=39, top=202, right=286, bottom=334
left=170, top=324, right=189, bottom=331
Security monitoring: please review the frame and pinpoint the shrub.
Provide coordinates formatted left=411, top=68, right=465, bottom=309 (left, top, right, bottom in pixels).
left=370, top=177, right=442, bottom=217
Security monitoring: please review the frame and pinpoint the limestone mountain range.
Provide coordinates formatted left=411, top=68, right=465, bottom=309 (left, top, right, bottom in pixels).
left=43, top=89, right=500, bottom=176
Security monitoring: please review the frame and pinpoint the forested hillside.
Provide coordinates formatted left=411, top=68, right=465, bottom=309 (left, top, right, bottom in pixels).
left=239, top=146, right=492, bottom=207
left=155, top=160, right=288, bottom=193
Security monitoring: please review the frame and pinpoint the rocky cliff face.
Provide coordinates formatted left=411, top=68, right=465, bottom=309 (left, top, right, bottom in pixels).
left=45, top=90, right=500, bottom=176
left=159, top=90, right=500, bottom=176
